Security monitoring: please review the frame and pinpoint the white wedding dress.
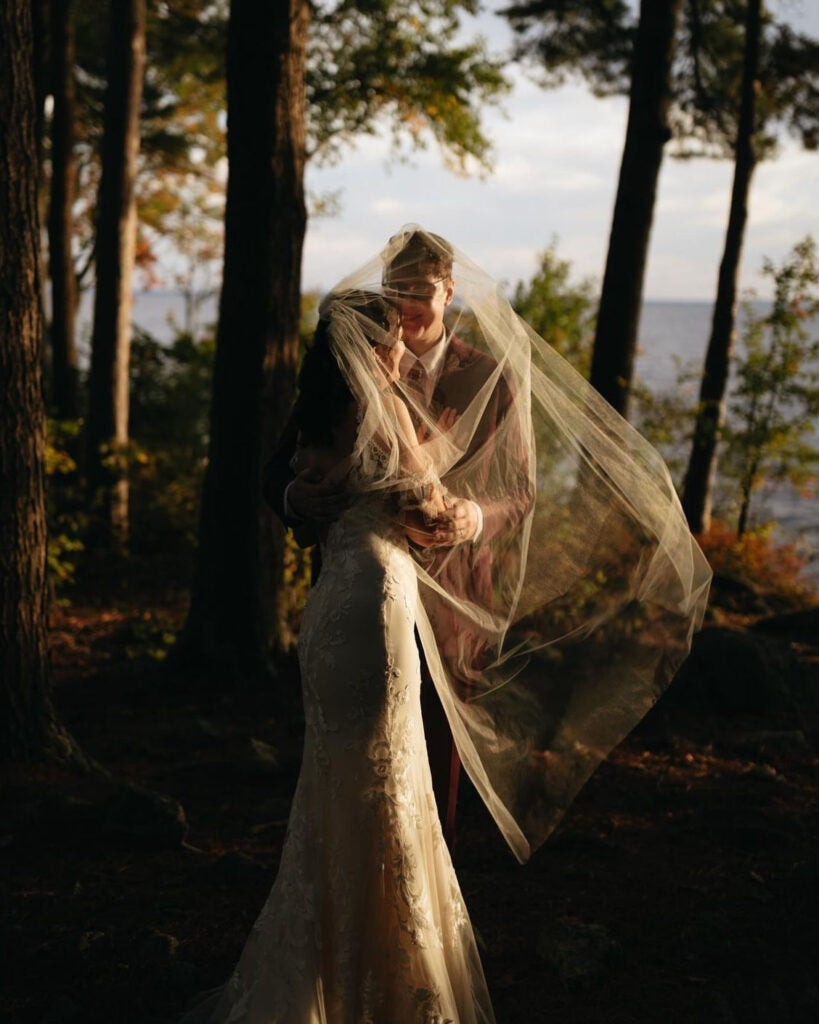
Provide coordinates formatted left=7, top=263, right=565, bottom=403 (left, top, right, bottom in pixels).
left=182, top=490, right=496, bottom=1024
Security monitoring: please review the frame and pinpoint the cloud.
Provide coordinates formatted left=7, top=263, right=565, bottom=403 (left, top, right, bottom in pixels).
left=369, top=197, right=410, bottom=216
left=302, top=46, right=817, bottom=301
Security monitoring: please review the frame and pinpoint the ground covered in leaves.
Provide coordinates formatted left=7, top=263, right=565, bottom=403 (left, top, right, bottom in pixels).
left=3, top=596, right=819, bottom=1024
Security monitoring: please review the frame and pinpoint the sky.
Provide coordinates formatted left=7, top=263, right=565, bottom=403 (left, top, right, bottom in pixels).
left=300, top=1, right=819, bottom=302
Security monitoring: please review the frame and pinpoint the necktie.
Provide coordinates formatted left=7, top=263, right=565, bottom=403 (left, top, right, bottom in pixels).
left=404, top=360, right=428, bottom=430
left=406, top=360, right=428, bottom=403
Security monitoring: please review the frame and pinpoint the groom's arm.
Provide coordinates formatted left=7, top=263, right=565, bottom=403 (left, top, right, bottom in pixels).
left=262, top=408, right=322, bottom=549
left=434, top=373, right=533, bottom=548
left=262, top=406, right=349, bottom=544
left=262, top=407, right=300, bottom=524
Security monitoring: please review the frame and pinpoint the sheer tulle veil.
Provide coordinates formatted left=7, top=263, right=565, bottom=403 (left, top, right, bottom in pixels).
left=319, top=225, right=712, bottom=864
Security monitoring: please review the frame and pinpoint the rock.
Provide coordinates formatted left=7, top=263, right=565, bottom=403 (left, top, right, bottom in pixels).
left=103, top=783, right=188, bottom=848
left=657, top=627, right=802, bottom=717
left=751, top=607, right=819, bottom=645
left=214, top=849, right=269, bottom=882
left=536, top=918, right=623, bottom=990
left=710, top=572, right=774, bottom=615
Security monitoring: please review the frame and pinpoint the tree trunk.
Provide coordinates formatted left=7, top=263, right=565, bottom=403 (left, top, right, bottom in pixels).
left=48, top=0, right=79, bottom=419
left=737, top=476, right=753, bottom=537
left=85, top=0, right=145, bottom=551
left=681, top=0, right=761, bottom=534
left=589, top=0, right=682, bottom=417
left=178, top=0, right=309, bottom=676
left=0, top=0, right=85, bottom=765
left=30, top=0, right=50, bottom=167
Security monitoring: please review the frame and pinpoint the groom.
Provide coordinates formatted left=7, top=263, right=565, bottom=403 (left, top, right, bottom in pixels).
left=264, top=229, right=515, bottom=848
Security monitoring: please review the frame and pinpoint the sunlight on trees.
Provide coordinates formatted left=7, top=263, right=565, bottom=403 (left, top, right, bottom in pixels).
left=511, top=240, right=597, bottom=377
left=724, top=237, right=819, bottom=535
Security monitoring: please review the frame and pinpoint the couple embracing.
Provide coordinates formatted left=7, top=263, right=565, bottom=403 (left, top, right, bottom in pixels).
left=180, top=227, right=711, bottom=1023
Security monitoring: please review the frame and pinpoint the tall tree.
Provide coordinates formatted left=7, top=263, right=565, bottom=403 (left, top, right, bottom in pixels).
left=681, top=0, right=761, bottom=533
left=48, top=0, right=80, bottom=419
left=84, top=0, right=146, bottom=550
left=0, top=0, right=84, bottom=765
left=180, top=0, right=309, bottom=675
left=589, top=0, right=682, bottom=415
left=503, top=0, right=680, bottom=416
left=179, top=0, right=508, bottom=673
left=681, top=0, right=819, bottom=532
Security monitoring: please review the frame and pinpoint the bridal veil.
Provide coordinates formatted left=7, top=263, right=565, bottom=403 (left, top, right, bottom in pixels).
left=318, top=226, right=712, bottom=864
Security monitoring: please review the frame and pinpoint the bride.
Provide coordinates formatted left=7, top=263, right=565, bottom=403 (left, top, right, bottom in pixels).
left=180, top=229, right=711, bottom=1023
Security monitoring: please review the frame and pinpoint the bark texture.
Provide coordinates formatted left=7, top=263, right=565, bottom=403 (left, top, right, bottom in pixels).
left=0, top=0, right=83, bottom=764
left=30, top=0, right=50, bottom=165
left=48, top=0, right=79, bottom=419
left=682, top=0, right=762, bottom=534
left=85, top=0, right=146, bottom=550
left=589, top=0, right=682, bottom=417
left=180, top=0, right=309, bottom=673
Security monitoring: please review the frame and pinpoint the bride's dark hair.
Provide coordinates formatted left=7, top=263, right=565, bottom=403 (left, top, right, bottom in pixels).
left=293, top=291, right=401, bottom=447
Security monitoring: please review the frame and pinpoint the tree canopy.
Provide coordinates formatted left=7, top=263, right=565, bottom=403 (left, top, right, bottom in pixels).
left=503, top=0, right=819, bottom=157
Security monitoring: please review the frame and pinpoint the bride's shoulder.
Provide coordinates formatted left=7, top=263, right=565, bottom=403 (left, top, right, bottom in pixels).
left=385, top=391, right=410, bottom=415
left=385, top=392, right=417, bottom=438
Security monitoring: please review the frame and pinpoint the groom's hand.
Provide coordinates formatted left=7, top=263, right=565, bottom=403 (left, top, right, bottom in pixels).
left=430, top=498, right=480, bottom=546
left=287, top=468, right=349, bottom=523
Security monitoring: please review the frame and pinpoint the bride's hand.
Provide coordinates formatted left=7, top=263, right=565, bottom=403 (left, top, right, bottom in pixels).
left=402, top=508, right=441, bottom=548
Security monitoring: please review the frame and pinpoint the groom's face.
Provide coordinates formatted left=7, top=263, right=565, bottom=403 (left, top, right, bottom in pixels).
left=386, top=264, right=454, bottom=356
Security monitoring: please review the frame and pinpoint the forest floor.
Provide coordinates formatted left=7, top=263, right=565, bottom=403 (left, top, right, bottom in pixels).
left=3, top=591, right=819, bottom=1024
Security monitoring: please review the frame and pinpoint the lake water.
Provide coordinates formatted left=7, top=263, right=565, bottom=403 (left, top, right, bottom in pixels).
left=75, top=290, right=819, bottom=579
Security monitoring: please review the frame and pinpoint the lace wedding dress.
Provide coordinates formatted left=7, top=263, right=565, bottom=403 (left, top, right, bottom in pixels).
left=181, top=492, right=496, bottom=1024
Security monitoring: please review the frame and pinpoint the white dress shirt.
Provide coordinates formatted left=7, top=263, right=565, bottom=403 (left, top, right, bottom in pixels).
left=399, top=329, right=449, bottom=405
